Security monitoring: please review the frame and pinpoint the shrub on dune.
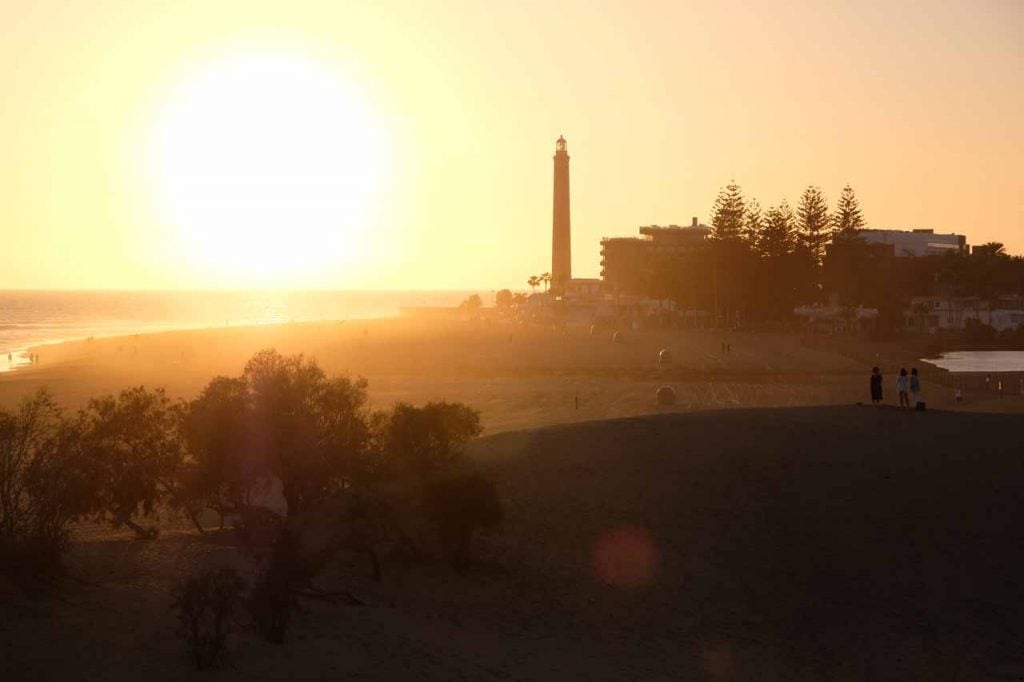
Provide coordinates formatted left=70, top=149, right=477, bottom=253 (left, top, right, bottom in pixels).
left=171, top=566, right=246, bottom=669
left=0, top=390, right=99, bottom=579
left=423, top=472, right=503, bottom=573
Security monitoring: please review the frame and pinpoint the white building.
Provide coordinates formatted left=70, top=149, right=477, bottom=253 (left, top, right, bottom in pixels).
left=860, top=229, right=967, bottom=257
left=905, top=296, right=1024, bottom=332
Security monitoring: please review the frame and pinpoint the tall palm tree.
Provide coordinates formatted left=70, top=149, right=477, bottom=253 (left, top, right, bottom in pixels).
left=540, top=272, right=551, bottom=292
left=527, top=276, right=539, bottom=293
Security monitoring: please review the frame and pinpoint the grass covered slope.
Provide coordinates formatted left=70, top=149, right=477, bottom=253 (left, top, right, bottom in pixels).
left=470, top=406, right=1024, bottom=679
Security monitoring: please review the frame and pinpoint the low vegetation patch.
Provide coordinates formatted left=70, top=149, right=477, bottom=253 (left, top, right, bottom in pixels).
left=171, top=566, right=246, bottom=669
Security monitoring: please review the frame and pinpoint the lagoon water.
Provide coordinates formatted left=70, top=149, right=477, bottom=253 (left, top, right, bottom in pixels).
left=0, top=290, right=475, bottom=370
left=925, top=351, right=1024, bottom=373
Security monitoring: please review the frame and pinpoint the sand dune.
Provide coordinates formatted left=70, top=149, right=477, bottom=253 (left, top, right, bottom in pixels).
left=3, top=406, right=1023, bottom=680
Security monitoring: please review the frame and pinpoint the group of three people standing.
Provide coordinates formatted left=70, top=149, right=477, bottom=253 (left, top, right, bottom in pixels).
left=870, top=366, right=921, bottom=408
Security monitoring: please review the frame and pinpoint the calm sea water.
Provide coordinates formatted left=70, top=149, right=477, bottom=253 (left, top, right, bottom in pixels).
left=925, top=351, right=1024, bottom=373
left=0, top=290, right=476, bottom=371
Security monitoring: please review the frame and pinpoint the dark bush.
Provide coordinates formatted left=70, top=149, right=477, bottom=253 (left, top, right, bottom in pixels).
left=423, top=473, right=502, bottom=573
left=171, top=566, right=246, bottom=669
left=963, top=318, right=997, bottom=343
left=248, top=529, right=313, bottom=643
left=372, top=402, right=482, bottom=478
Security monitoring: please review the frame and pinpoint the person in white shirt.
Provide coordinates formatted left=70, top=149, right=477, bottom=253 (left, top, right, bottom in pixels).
left=896, top=368, right=909, bottom=408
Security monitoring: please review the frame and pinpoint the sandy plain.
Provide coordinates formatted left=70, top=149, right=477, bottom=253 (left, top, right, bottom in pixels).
left=2, top=318, right=1023, bottom=680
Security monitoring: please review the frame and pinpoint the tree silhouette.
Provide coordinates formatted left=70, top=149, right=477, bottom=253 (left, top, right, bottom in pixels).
left=833, top=184, right=865, bottom=240
left=974, top=242, right=1006, bottom=257
left=371, top=402, right=482, bottom=478
left=460, top=294, right=483, bottom=314
left=711, top=181, right=747, bottom=242
left=540, top=272, right=552, bottom=292
left=83, top=387, right=186, bottom=538
left=0, top=391, right=99, bottom=575
left=744, top=198, right=763, bottom=246
left=181, top=376, right=262, bottom=530
left=527, top=275, right=539, bottom=293
left=758, top=201, right=797, bottom=259
left=798, top=185, right=831, bottom=263
left=243, top=350, right=370, bottom=517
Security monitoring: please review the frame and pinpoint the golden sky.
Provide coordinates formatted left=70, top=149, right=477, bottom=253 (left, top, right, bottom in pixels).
left=1, top=0, right=1021, bottom=290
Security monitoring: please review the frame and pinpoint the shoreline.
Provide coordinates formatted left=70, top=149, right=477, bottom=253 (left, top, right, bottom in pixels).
left=0, top=289, right=484, bottom=374
left=1, top=315, right=403, bottom=375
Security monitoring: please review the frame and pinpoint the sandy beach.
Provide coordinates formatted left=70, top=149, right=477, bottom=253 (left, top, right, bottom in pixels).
left=3, top=316, right=1018, bottom=433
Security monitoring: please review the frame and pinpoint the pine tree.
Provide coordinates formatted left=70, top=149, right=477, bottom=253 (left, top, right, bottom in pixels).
left=832, top=184, right=864, bottom=240
left=744, top=199, right=762, bottom=247
left=759, top=201, right=796, bottom=259
left=710, top=181, right=746, bottom=242
left=797, top=185, right=830, bottom=262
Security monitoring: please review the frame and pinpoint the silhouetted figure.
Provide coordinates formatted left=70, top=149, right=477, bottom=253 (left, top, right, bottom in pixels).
left=955, top=385, right=963, bottom=403
left=897, top=368, right=909, bottom=408
left=910, top=368, right=921, bottom=407
left=870, top=366, right=883, bottom=405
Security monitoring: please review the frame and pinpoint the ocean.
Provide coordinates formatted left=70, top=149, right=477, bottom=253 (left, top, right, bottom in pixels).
left=0, top=290, right=477, bottom=371
left=925, top=350, right=1024, bottom=373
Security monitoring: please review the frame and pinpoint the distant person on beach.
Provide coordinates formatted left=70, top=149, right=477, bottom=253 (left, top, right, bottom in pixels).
left=897, top=368, right=909, bottom=408
left=910, top=368, right=921, bottom=407
left=955, top=385, right=963, bottom=403
left=870, top=367, right=883, bottom=405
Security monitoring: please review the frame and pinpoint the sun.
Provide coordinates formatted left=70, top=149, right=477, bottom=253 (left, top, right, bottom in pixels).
left=147, top=50, right=386, bottom=285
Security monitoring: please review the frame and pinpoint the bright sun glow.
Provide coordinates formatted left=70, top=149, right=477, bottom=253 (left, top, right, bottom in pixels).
left=148, top=51, right=386, bottom=285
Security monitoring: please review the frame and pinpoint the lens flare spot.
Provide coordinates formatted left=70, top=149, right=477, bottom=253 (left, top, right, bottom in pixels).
left=592, top=524, right=658, bottom=588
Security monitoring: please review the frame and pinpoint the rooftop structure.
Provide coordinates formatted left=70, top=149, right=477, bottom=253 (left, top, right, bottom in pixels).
left=600, top=217, right=710, bottom=294
left=860, top=229, right=967, bottom=257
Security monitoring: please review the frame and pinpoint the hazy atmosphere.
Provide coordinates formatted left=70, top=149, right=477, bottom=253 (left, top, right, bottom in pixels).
left=2, top=0, right=1021, bottom=289
left=3, top=2, right=1024, bottom=680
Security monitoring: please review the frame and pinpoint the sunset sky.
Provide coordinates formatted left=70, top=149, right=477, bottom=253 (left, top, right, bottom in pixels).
left=1, top=0, right=1021, bottom=290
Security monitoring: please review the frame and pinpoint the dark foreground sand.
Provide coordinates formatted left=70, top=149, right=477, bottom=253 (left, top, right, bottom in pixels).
left=3, top=406, right=1023, bottom=681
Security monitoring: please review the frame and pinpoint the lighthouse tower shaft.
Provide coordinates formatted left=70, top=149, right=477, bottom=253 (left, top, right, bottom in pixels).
left=551, top=136, right=571, bottom=295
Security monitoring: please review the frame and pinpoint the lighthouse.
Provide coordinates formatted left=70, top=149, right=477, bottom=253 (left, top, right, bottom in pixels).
left=551, top=135, right=571, bottom=295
